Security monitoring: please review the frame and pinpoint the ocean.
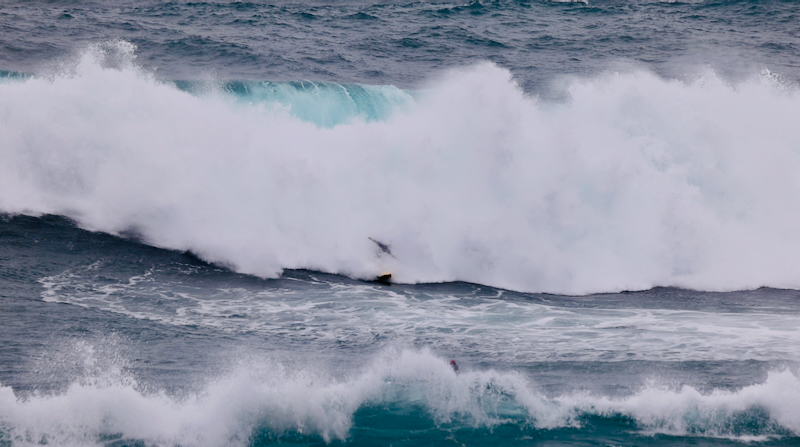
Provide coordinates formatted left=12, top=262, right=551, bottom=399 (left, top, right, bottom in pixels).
left=2, top=0, right=800, bottom=445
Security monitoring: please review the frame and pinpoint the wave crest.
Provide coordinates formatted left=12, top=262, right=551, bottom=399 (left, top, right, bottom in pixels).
left=2, top=41, right=800, bottom=294
left=2, top=346, right=800, bottom=446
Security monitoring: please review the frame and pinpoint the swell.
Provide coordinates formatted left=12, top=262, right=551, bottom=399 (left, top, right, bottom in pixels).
left=2, top=41, right=800, bottom=295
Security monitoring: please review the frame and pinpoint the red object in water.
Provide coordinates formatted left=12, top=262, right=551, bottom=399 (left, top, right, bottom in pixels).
left=450, top=360, right=459, bottom=373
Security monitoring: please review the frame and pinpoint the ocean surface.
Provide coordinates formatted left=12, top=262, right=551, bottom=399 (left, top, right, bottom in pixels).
left=2, top=0, right=800, bottom=445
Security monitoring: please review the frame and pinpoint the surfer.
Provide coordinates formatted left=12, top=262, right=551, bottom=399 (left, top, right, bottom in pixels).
left=369, top=237, right=395, bottom=258
left=450, top=360, right=459, bottom=373
left=369, top=237, right=395, bottom=285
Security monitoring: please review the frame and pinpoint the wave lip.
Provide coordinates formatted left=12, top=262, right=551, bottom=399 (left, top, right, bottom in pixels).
left=172, top=78, right=414, bottom=128
left=220, top=80, right=413, bottom=128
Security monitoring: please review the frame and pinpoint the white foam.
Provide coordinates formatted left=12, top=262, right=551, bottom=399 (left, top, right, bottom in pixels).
left=0, top=347, right=538, bottom=446
left=2, top=346, right=800, bottom=446
left=38, top=264, right=800, bottom=363
left=561, top=369, right=800, bottom=437
left=3, top=41, right=800, bottom=294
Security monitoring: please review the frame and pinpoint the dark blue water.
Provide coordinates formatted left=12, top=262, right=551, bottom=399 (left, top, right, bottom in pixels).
left=3, top=0, right=800, bottom=94
left=3, top=1, right=800, bottom=446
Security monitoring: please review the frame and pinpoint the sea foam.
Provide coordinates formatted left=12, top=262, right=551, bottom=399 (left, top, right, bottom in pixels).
left=36, top=261, right=800, bottom=364
left=2, top=40, right=800, bottom=295
left=1, top=345, right=799, bottom=447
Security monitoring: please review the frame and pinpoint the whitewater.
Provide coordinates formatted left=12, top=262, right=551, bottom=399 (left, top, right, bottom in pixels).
left=3, top=42, right=800, bottom=295
left=4, top=345, right=800, bottom=446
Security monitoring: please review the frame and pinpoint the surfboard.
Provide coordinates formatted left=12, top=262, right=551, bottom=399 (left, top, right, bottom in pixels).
left=374, top=273, right=392, bottom=285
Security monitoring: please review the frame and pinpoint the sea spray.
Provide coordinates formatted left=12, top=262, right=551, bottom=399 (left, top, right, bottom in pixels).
left=2, top=42, right=800, bottom=295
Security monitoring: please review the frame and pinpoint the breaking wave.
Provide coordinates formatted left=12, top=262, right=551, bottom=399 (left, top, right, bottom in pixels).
left=2, top=40, right=800, bottom=295
left=2, top=346, right=800, bottom=447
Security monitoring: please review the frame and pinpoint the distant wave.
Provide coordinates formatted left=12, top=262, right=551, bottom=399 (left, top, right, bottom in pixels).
left=2, top=346, right=799, bottom=446
left=2, top=40, right=800, bottom=295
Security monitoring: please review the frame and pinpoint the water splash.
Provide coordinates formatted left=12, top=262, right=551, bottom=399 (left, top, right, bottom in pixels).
left=2, top=41, right=800, bottom=295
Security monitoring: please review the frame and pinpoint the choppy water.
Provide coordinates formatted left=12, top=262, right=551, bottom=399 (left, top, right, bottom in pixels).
left=2, top=0, right=800, bottom=446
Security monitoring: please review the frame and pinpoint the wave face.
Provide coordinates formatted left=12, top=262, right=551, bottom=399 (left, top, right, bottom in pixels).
left=2, top=41, right=800, bottom=294
left=2, top=346, right=800, bottom=447
left=174, top=79, right=412, bottom=128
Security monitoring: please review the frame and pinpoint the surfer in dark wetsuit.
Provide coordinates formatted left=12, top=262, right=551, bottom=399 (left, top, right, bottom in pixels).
left=450, top=360, right=459, bottom=373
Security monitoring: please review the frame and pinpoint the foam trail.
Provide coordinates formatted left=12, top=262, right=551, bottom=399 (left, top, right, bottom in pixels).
left=2, top=40, right=800, bottom=294
left=35, top=263, right=800, bottom=363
